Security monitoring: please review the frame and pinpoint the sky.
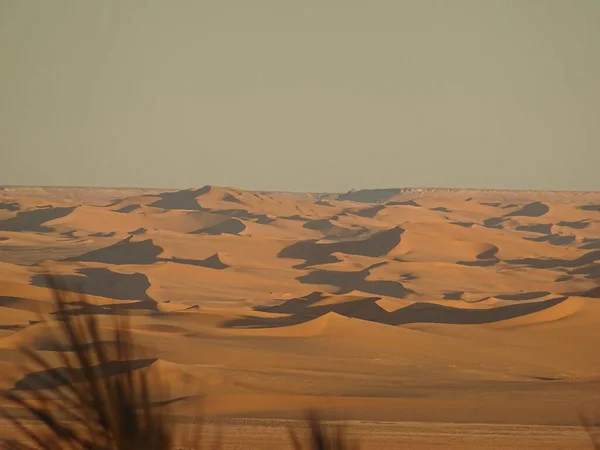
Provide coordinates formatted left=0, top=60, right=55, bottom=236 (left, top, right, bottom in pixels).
left=1, top=1, right=599, bottom=193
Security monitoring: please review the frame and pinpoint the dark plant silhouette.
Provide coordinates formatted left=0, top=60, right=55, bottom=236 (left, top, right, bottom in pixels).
left=1, top=277, right=356, bottom=449
left=580, top=401, right=600, bottom=449
left=288, top=412, right=359, bottom=450
left=1, top=276, right=176, bottom=449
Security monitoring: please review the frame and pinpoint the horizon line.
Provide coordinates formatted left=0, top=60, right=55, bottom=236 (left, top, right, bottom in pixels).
left=1, top=183, right=599, bottom=195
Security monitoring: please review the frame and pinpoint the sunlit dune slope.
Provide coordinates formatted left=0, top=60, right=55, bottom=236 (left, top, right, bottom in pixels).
left=0, top=185, right=599, bottom=425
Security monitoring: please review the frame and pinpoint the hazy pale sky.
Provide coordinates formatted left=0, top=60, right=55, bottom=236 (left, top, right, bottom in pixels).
left=1, top=1, right=599, bottom=192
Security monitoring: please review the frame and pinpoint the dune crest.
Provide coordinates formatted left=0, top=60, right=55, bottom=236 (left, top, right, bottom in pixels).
left=0, top=185, right=599, bottom=427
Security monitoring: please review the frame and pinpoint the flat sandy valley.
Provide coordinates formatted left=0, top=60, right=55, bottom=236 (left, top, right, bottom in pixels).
left=1, top=185, right=599, bottom=448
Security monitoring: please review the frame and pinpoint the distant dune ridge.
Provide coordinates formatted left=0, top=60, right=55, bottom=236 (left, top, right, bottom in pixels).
left=0, top=185, right=600, bottom=432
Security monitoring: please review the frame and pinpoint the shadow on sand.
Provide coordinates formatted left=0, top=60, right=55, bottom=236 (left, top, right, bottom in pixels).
left=297, top=263, right=415, bottom=299
left=525, top=234, right=576, bottom=246
left=0, top=202, right=20, bottom=212
left=31, top=268, right=155, bottom=304
left=516, top=223, right=553, bottom=234
left=64, top=237, right=163, bottom=265
left=506, top=202, right=550, bottom=218
left=507, top=250, right=600, bottom=269
left=581, top=239, right=600, bottom=250
left=148, top=188, right=208, bottom=211
left=64, top=237, right=229, bottom=269
left=224, top=293, right=569, bottom=329
left=337, top=188, right=402, bottom=204
left=12, top=358, right=157, bottom=391
left=0, top=207, right=76, bottom=232
left=192, top=217, right=246, bottom=235
left=279, top=226, right=404, bottom=268
left=557, top=220, right=590, bottom=230
left=457, top=245, right=500, bottom=267
left=580, top=204, right=600, bottom=212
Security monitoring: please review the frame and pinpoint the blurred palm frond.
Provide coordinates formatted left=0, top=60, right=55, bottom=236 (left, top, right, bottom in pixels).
left=580, top=401, right=600, bottom=450
left=1, top=276, right=173, bottom=450
left=1, top=276, right=356, bottom=449
left=288, top=411, right=359, bottom=450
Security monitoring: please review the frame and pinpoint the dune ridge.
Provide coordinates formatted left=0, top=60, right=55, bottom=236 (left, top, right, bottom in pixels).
left=0, top=185, right=599, bottom=428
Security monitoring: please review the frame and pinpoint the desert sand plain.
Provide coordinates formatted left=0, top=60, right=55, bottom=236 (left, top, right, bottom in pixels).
left=0, top=185, right=599, bottom=448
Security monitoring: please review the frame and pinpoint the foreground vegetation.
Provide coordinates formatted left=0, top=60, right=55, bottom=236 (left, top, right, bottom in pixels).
left=0, top=277, right=358, bottom=449
left=1, top=276, right=599, bottom=449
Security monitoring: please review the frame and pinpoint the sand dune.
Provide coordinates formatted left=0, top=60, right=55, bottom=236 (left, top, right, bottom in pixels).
left=0, top=185, right=599, bottom=431
left=279, top=226, right=404, bottom=267
left=65, top=236, right=163, bottom=264
left=0, top=206, right=76, bottom=232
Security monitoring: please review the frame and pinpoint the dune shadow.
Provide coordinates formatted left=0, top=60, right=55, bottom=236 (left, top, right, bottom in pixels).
left=279, top=226, right=404, bottom=267
left=225, top=293, right=569, bottom=329
left=506, top=202, right=549, bottom=218
left=386, top=200, right=420, bottom=207
left=303, top=219, right=334, bottom=230
left=525, top=234, right=576, bottom=246
left=451, top=221, right=473, bottom=228
left=507, top=250, right=600, bottom=269
left=0, top=206, right=76, bottom=232
left=255, top=215, right=275, bottom=224
left=225, top=294, right=386, bottom=328
left=476, top=246, right=499, bottom=260
left=64, top=237, right=163, bottom=265
left=297, top=262, right=414, bottom=299
left=580, top=204, right=600, bottom=212
left=337, top=189, right=402, bottom=204
left=0, top=202, right=20, bottom=212
left=31, top=268, right=155, bottom=303
left=192, top=217, right=246, bottom=235
left=52, top=300, right=158, bottom=317
left=457, top=259, right=499, bottom=267
left=253, top=291, right=326, bottom=313
left=0, top=296, right=24, bottom=308
left=557, top=220, right=590, bottom=230
left=149, top=188, right=208, bottom=211
left=315, top=200, right=334, bottom=207
left=12, top=358, right=157, bottom=391
left=581, top=239, right=600, bottom=250
left=555, top=274, right=573, bottom=282
left=495, top=291, right=551, bottom=301
left=483, top=202, right=550, bottom=230
left=580, top=286, right=600, bottom=298
left=443, top=291, right=464, bottom=300
left=209, top=208, right=254, bottom=219
left=569, top=263, right=600, bottom=280
left=430, top=207, right=451, bottom=212
left=516, top=223, right=553, bottom=234
left=89, top=231, right=116, bottom=238
left=322, top=227, right=369, bottom=241
left=400, top=273, right=418, bottom=282
left=385, top=295, right=568, bottom=325
left=114, top=204, right=140, bottom=213
left=198, top=207, right=273, bottom=225
left=165, top=253, right=229, bottom=270
left=457, top=245, right=500, bottom=267
left=355, top=205, right=385, bottom=218
left=483, top=217, right=506, bottom=229
left=279, top=214, right=308, bottom=222
left=222, top=193, right=242, bottom=204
